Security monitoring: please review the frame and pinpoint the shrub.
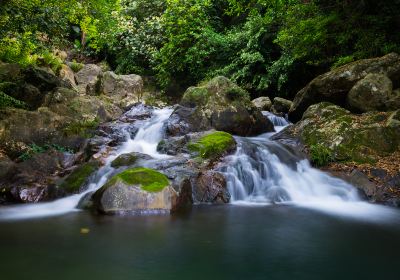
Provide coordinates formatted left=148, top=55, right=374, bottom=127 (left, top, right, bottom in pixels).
left=309, top=144, right=334, bottom=167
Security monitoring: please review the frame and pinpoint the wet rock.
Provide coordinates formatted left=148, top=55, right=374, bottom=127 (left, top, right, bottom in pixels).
left=252, top=96, right=272, bottom=111
left=289, top=53, right=400, bottom=122
left=192, top=171, right=230, bottom=203
left=166, top=76, right=273, bottom=137
left=111, top=152, right=153, bottom=168
left=59, top=161, right=100, bottom=194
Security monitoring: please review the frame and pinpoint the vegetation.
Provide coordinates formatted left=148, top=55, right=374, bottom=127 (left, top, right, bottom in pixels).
left=60, top=162, right=100, bottom=193
left=110, top=167, right=170, bottom=192
left=63, top=118, right=100, bottom=138
left=188, top=131, right=236, bottom=159
left=18, top=143, right=74, bottom=161
left=1, top=0, right=399, bottom=101
left=309, top=144, right=333, bottom=167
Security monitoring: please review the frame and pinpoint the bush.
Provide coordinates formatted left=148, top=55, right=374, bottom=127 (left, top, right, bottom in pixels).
left=309, top=144, right=334, bottom=167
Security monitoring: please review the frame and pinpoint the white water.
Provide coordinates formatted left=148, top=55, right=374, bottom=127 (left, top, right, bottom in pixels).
left=0, top=107, right=173, bottom=221
left=222, top=112, right=400, bottom=221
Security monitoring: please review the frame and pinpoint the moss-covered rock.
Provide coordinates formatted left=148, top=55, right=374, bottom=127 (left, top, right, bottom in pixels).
left=60, top=162, right=100, bottom=193
left=188, top=131, right=236, bottom=159
left=167, top=76, right=274, bottom=136
left=93, top=167, right=181, bottom=214
left=288, top=102, right=400, bottom=164
left=289, top=53, right=400, bottom=121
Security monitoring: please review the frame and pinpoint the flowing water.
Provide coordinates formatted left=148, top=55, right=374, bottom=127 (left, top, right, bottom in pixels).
left=0, top=107, right=399, bottom=279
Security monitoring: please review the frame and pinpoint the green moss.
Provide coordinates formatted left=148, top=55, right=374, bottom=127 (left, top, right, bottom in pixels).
left=110, top=167, right=169, bottom=192
left=181, top=87, right=210, bottom=107
left=61, top=162, right=100, bottom=193
left=188, top=131, right=235, bottom=159
left=63, top=118, right=100, bottom=138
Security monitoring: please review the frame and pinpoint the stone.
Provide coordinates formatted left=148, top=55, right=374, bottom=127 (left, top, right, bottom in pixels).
left=93, top=168, right=181, bottom=214
left=270, top=97, right=293, bottom=115
left=75, top=64, right=102, bottom=95
left=289, top=53, right=400, bottom=121
left=166, top=76, right=274, bottom=137
left=59, top=64, right=76, bottom=87
left=101, top=71, right=144, bottom=107
left=192, top=171, right=230, bottom=203
left=110, top=152, right=153, bottom=168
left=347, top=73, right=394, bottom=112
left=252, top=96, right=272, bottom=111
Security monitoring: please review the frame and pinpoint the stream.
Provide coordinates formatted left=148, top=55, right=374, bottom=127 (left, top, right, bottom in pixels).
left=0, top=105, right=399, bottom=279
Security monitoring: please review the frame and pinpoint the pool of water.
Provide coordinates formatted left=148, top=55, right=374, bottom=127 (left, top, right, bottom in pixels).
left=1, top=205, right=399, bottom=280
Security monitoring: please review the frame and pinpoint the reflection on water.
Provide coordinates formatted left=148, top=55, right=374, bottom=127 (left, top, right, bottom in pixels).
left=0, top=205, right=399, bottom=280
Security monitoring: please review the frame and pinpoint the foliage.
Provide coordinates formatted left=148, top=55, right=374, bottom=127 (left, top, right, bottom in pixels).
left=69, top=60, right=84, bottom=72
left=0, top=91, right=27, bottom=109
left=111, top=167, right=170, bottom=192
left=17, top=143, right=74, bottom=162
left=63, top=118, right=100, bottom=138
left=188, top=131, right=236, bottom=159
left=309, top=144, right=333, bottom=167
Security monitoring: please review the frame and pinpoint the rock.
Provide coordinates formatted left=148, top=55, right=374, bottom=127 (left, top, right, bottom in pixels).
left=285, top=102, right=400, bottom=164
left=23, top=66, right=70, bottom=92
left=271, top=97, right=293, bottom=115
left=93, top=167, right=182, bottom=214
left=75, top=64, right=102, bottom=95
left=289, top=53, right=400, bottom=122
left=187, top=131, right=237, bottom=160
left=167, top=76, right=274, bottom=136
left=252, top=96, right=272, bottom=111
left=59, top=162, right=100, bottom=194
left=386, top=110, right=400, bottom=127
left=192, top=171, right=230, bottom=203
left=110, top=152, right=153, bottom=168
left=101, top=71, right=144, bottom=106
left=0, top=152, right=15, bottom=180
left=59, top=64, right=76, bottom=87
left=347, top=73, right=394, bottom=112
left=0, top=62, right=22, bottom=82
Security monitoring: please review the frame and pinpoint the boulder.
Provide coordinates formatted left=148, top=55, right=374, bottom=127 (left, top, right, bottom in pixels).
left=252, top=96, right=272, bottom=111
left=101, top=71, right=144, bottom=106
left=289, top=53, right=400, bottom=122
left=192, top=171, right=230, bottom=203
left=0, top=152, right=15, bottom=180
left=166, top=76, right=274, bottom=136
left=271, top=97, right=293, bottom=115
left=347, top=73, right=395, bottom=112
left=59, top=162, right=100, bottom=194
left=286, top=102, right=400, bottom=164
left=75, top=64, right=102, bottom=95
left=93, top=167, right=182, bottom=214
left=59, top=64, right=76, bottom=87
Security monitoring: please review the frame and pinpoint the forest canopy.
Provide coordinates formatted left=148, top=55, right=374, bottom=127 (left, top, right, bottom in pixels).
left=1, top=0, right=400, bottom=99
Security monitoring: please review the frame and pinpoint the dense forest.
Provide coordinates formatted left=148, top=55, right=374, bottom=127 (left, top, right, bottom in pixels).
left=2, top=0, right=400, bottom=102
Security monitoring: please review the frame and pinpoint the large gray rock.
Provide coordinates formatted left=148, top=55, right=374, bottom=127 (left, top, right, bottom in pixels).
left=93, top=168, right=182, bottom=214
left=252, top=96, right=272, bottom=111
left=289, top=53, right=400, bottom=121
left=166, top=76, right=274, bottom=137
left=101, top=71, right=144, bottom=106
left=192, top=171, right=230, bottom=203
left=347, top=73, right=394, bottom=112
left=75, top=64, right=102, bottom=95
left=59, top=64, right=76, bottom=87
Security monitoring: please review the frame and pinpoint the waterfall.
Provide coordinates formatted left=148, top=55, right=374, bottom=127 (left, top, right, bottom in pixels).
left=0, top=107, right=173, bottom=220
left=220, top=112, right=398, bottom=220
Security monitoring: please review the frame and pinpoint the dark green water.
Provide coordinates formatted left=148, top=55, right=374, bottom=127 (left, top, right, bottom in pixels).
left=1, top=205, right=399, bottom=280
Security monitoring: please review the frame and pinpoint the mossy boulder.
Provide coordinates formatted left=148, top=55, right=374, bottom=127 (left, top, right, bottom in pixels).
left=289, top=53, right=400, bottom=121
left=167, top=76, right=273, bottom=136
left=252, top=96, right=272, bottom=111
left=271, top=97, right=293, bottom=115
left=187, top=131, right=236, bottom=159
left=287, top=102, right=400, bottom=164
left=110, top=152, right=152, bottom=168
left=93, top=167, right=181, bottom=214
left=60, top=162, right=100, bottom=193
